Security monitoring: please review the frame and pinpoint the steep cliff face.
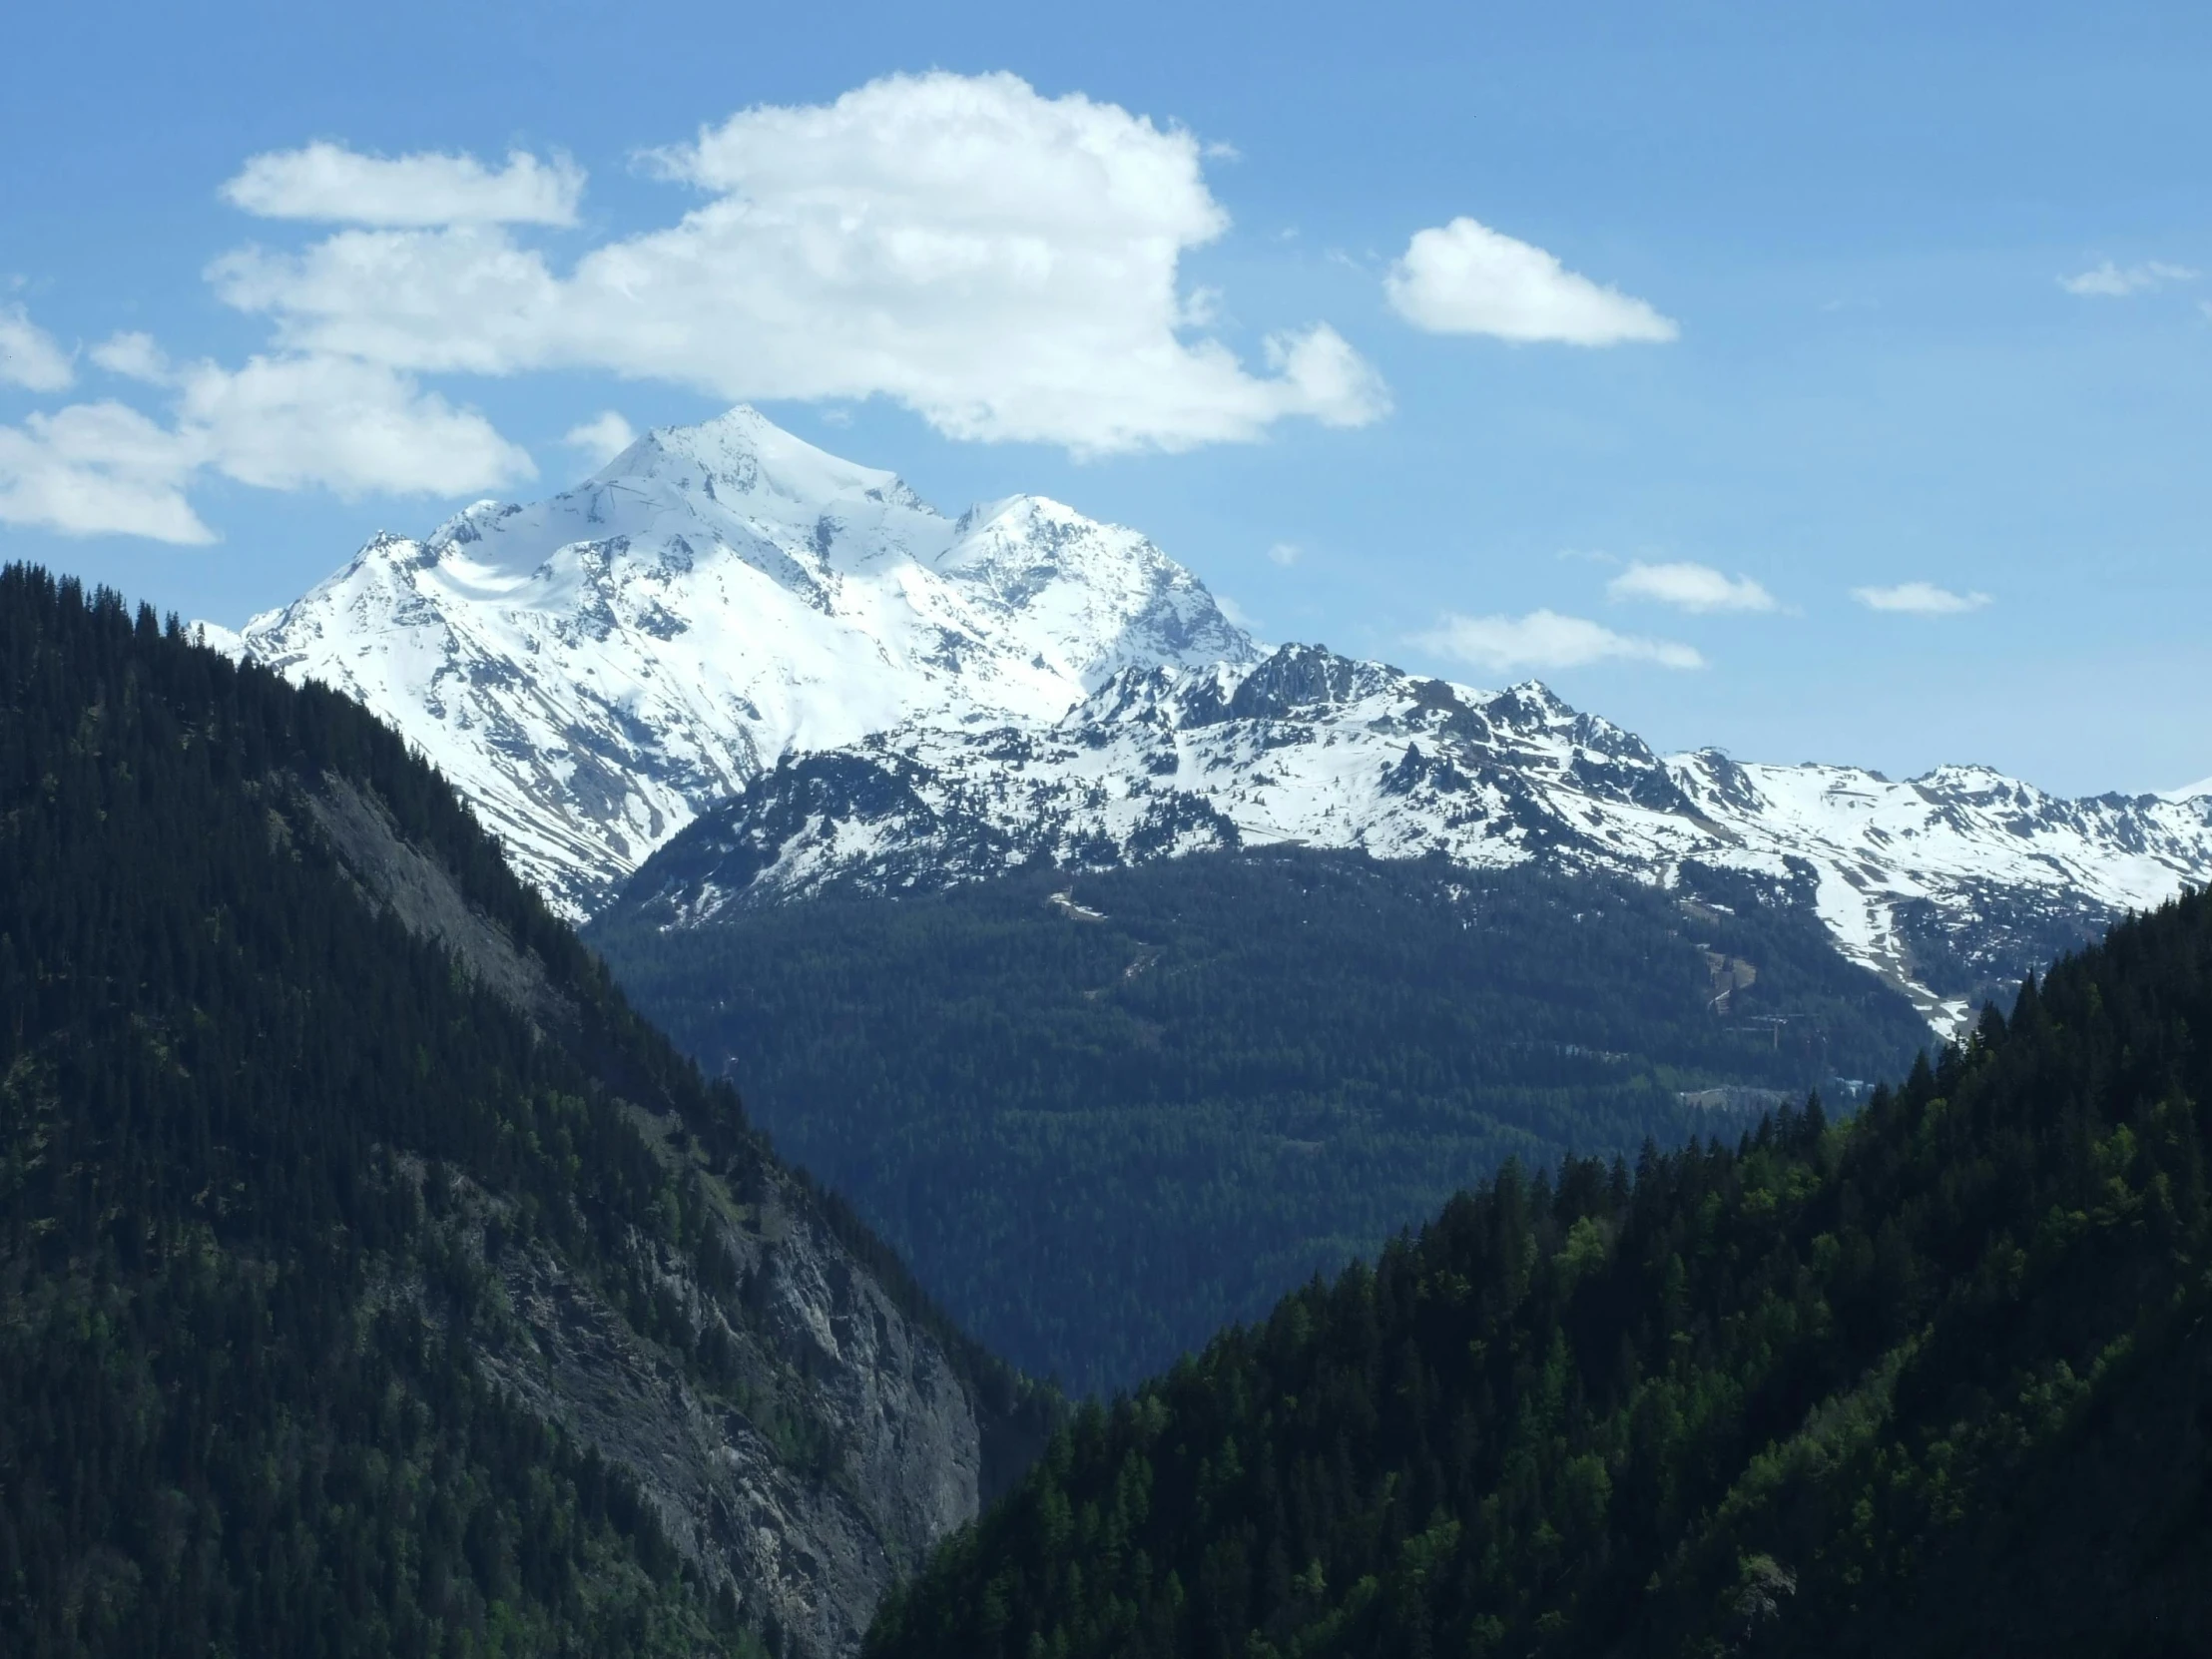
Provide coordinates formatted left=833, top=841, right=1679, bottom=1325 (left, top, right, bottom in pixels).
left=461, top=1154, right=989, bottom=1659
left=296, top=756, right=1042, bottom=1659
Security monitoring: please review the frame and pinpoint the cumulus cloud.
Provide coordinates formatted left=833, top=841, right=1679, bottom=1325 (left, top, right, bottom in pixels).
left=222, top=142, right=584, bottom=227
left=1267, top=541, right=1302, bottom=566
left=2058, top=260, right=2196, bottom=297
left=175, top=354, right=535, bottom=496
left=563, top=410, right=637, bottom=466
left=1607, top=560, right=1777, bottom=613
left=1385, top=218, right=1677, bottom=344
left=210, top=72, right=1387, bottom=454
left=1412, top=608, right=1703, bottom=674
left=0, top=351, right=533, bottom=543
left=0, top=403, right=208, bottom=542
left=1852, top=581, right=1990, bottom=615
left=0, top=304, right=75, bottom=391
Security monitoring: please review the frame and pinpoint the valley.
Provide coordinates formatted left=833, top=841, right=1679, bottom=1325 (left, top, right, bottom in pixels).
left=11, top=19, right=2209, bottom=1655
left=15, top=412, right=2209, bottom=1659
left=590, top=848, right=1931, bottom=1394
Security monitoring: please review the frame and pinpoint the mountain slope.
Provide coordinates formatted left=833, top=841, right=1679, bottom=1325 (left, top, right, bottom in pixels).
left=0, top=566, right=1051, bottom=1659
left=865, top=888, right=2212, bottom=1659
left=211, top=407, right=1255, bottom=916
left=590, top=849, right=1931, bottom=1394
left=207, top=407, right=2211, bottom=1022
left=614, top=643, right=2212, bottom=1029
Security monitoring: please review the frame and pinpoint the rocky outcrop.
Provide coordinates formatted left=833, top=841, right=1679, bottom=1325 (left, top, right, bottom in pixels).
left=293, top=764, right=1043, bottom=1659
left=471, top=1142, right=987, bottom=1659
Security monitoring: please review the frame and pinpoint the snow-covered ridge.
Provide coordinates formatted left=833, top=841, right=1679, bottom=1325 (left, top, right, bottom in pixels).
left=213, top=406, right=1257, bottom=915
left=609, top=643, right=2212, bottom=1032
left=209, top=405, right=2212, bottom=1032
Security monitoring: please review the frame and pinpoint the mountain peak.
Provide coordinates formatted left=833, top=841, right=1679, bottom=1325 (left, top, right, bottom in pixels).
left=598, top=404, right=928, bottom=517
left=223, top=406, right=1256, bottom=916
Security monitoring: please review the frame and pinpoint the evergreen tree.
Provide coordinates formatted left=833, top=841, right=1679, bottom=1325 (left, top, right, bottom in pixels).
left=0, top=565, right=1039, bottom=1658
left=593, top=850, right=1929, bottom=1393
left=867, top=886, right=2212, bottom=1658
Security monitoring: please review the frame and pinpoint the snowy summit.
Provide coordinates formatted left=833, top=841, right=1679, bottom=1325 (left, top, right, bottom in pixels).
left=213, top=407, right=1257, bottom=914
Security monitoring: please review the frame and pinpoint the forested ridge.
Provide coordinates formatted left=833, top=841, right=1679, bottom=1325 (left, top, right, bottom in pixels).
left=866, top=886, right=2212, bottom=1658
left=593, top=852, right=1929, bottom=1393
left=0, top=566, right=1040, bottom=1658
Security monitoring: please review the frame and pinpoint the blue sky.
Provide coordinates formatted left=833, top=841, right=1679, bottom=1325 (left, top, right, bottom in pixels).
left=4, top=0, right=2208, bottom=794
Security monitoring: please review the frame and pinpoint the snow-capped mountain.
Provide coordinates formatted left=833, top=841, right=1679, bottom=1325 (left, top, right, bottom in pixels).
left=210, top=405, right=2212, bottom=1032
left=210, top=407, right=1256, bottom=915
left=606, top=643, right=2212, bottom=1031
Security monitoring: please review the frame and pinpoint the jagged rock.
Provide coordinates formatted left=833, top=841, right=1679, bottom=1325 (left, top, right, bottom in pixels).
left=603, top=644, right=2212, bottom=1035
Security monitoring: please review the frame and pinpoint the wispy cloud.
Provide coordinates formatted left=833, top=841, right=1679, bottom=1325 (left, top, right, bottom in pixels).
left=1852, top=582, right=1989, bottom=616
left=2058, top=260, right=2197, bottom=297
left=90, top=332, right=172, bottom=382
left=1267, top=541, right=1302, bottom=567
left=1385, top=218, right=1677, bottom=345
left=0, top=304, right=75, bottom=391
left=1412, top=609, right=1703, bottom=674
left=1607, top=560, right=1777, bottom=614
left=1214, top=592, right=1262, bottom=632
left=222, top=142, right=585, bottom=227
left=562, top=411, right=637, bottom=467
left=0, top=351, right=534, bottom=543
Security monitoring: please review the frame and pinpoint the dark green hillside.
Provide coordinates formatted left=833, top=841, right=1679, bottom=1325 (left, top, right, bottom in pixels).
left=864, top=886, right=2212, bottom=1659
left=0, top=567, right=1039, bottom=1659
left=591, top=851, right=1928, bottom=1394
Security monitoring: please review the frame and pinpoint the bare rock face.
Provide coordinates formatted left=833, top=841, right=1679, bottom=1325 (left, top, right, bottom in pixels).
left=477, top=1150, right=985, bottom=1659
left=295, top=763, right=1041, bottom=1659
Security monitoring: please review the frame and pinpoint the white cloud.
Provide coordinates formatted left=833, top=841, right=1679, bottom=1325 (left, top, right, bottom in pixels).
left=0, top=351, right=532, bottom=543
left=1412, top=608, right=1703, bottom=674
left=91, top=331, right=172, bottom=382
left=1607, top=560, right=1777, bottom=613
left=0, top=304, right=75, bottom=391
left=2058, top=260, right=2197, bottom=297
left=1214, top=592, right=1261, bottom=631
left=1267, top=541, right=1302, bottom=566
left=1852, top=581, right=1990, bottom=615
left=563, top=410, right=637, bottom=466
left=175, top=354, right=535, bottom=497
left=1385, top=218, right=1678, bottom=344
left=0, top=402, right=208, bottom=542
left=222, top=142, right=584, bottom=227
left=209, top=72, right=1387, bottom=455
